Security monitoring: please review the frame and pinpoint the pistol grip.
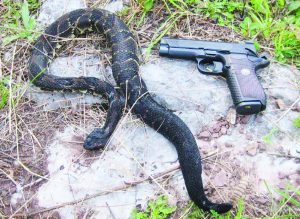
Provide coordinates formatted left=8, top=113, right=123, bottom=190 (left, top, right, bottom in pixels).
left=225, top=54, right=268, bottom=115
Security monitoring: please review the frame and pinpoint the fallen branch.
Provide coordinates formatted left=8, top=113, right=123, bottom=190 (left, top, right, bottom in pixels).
left=14, top=164, right=180, bottom=217
left=267, top=153, right=300, bottom=160
left=11, top=151, right=217, bottom=217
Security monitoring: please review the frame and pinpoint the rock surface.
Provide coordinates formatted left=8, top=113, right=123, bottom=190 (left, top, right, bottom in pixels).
left=21, top=0, right=300, bottom=218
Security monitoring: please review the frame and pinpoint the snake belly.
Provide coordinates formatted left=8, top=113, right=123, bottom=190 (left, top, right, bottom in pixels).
left=28, top=9, right=232, bottom=213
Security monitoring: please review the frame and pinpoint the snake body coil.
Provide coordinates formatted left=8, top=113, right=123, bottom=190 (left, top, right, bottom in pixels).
left=29, top=9, right=232, bottom=213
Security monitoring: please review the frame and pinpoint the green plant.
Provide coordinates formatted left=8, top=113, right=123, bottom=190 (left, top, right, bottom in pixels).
left=137, top=0, right=195, bottom=26
left=239, top=0, right=300, bottom=67
left=240, top=0, right=279, bottom=39
left=1, top=0, right=39, bottom=45
left=185, top=200, right=247, bottom=219
left=293, top=116, right=300, bottom=128
left=198, top=0, right=244, bottom=27
left=185, top=0, right=200, bottom=5
left=0, top=79, right=9, bottom=109
left=117, top=6, right=131, bottom=16
left=137, top=0, right=154, bottom=26
left=273, top=30, right=300, bottom=66
left=130, top=195, right=176, bottom=219
left=184, top=203, right=207, bottom=219
left=263, top=181, right=300, bottom=218
left=262, top=128, right=279, bottom=144
left=212, top=200, right=246, bottom=219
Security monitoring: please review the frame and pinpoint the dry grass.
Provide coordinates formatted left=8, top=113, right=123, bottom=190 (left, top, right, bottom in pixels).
left=0, top=0, right=299, bottom=218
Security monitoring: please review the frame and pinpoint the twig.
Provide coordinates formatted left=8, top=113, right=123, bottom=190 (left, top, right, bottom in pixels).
left=267, top=153, right=300, bottom=160
left=14, top=169, right=171, bottom=217
left=10, top=152, right=217, bottom=217
left=0, top=168, right=18, bottom=186
left=9, top=192, right=37, bottom=218
left=0, top=53, right=2, bottom=78
left=22, top=174, right=49, bottom=190
left=178, top=202, right=194, bottom=219
left=275, top=96, right=300, bottom=123
left=17, top=115, right=43, bottom=152
left=271, top=191, right=297, bottom=219
left=105, top=202, right=116, bottom=219
left=8, top=43, right=17, bottom=134
left=91, top=0, right=110, bottom=8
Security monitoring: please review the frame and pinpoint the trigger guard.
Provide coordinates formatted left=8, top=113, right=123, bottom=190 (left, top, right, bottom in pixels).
left=197, top=59, right=224, bottom=76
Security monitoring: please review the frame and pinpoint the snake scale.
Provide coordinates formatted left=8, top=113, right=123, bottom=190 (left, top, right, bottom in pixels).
left=29, top=9, right=232, bottom=213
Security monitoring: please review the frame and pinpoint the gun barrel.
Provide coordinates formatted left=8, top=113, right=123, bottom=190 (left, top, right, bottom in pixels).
left=159, top=45, right=203, bottom=59
left=159, top=37, right=257, bottom=57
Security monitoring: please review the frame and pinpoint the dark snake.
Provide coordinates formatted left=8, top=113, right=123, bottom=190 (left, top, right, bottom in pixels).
left=28, top=9, right=232, bottom=214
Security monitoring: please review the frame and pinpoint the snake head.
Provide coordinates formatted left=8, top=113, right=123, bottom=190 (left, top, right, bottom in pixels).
left=83, top=128, right=110, bottom=150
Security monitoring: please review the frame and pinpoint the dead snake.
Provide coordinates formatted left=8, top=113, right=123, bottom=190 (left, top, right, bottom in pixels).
left=28, top=9, right=232, bottom=213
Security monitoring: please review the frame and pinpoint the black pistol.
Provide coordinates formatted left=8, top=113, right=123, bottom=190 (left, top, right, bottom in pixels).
left=159, top=37, right=270, bottom=115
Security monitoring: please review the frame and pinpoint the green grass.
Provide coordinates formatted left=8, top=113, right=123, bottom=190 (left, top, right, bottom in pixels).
left=0, top=78, right=9, bottom=109
left=184, top=200, right=247, bottom=219
left=1, top=0, right=40, bottom=46
left=267, top=183, right=300, bottom=219
left=293, top=116, right=300, bottom=128
left=197, top=0, right=244, bottom=27
left=130, top=195, right=176, bottom=219
left=200, top=0, right=299, bottom=67
left=130, top=185, right=300, bottom=218
left=262, top=128, right=279, bottom=144
left=0, top=76, right=23, bottom=110
left=135, top=0, right=299, bottom=67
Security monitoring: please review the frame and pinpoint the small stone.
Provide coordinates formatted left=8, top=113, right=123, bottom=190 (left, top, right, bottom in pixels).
left=278, top=181, right=287, bottom=189
left=208, top=127, right=215, bottom=133
left=246, top=143, right=259, bottom=156
left=288, top=173, right=300, bottom=184
left=215, top=115, right=223, bottom=121
left=278, top=172, right=286, bottom=179
left=220, top=121, right=228, bottom=127
left=226, top=108, right=237, bottom=125
left=50, top=211, right=61, bottom=219
left=212, top=133, right=219, bottom=138
left=212, top=123, right=221, bottom=133
left=225, top=142, right=233, bottom=148
left=203, top=164, right=211, bottom=171
left=246, top=134, right=253, bottom=141
left=239, top=127, right=245, bottom=134
left=221, top=127, right=227, bottom=135
left=240, top=116, right=251, bottom=124
left=213, top=170, right=227, bottom=187
left=275, top=99, right=286, bottom=109
left=258, top=142, right=267, bottom=152
left=211, top=142, right=218, bottom=148
left=256, top=115, right=263, bottom=123
left=197, top=105, right=206, bottom=113
left=202, top=150, right=209, bottom=155
left=198, top=131, right=211, bottom=140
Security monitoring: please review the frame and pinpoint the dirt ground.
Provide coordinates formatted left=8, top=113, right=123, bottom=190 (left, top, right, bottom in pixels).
left=0, top=0, right=299, bottom=218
